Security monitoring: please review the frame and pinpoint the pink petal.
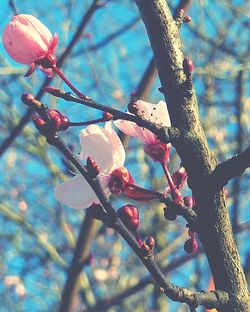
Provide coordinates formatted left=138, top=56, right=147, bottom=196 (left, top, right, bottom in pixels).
left=2, top=14, right=53, bottom=64
left=115, top=100, right=171, bottom=145
left=80, top=123, right=125, bottom=174
left=54, top=174, right=110, bottom=209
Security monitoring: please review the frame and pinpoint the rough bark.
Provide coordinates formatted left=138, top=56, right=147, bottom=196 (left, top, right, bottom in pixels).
left=134, top=1, right=250, bottom=311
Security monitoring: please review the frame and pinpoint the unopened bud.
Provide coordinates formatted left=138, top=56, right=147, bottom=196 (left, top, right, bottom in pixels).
left=183, top=58, right=194, bottom=76
left=47, top=109, right=62, bottom=131
left=86, top=157, right=100, bottom=178
left=184, top=16, right=192, bottom=23
left=184, top=238, right=198, bottom=254
left=184, top=196, right=193, bottom=208
left=171, top=188, right=183, bottom=205
left=103, top=112, right=113, bottom=120
left=128, top=101, right=139, bottom=115
left=33, top=115, right=49, bottom=136
left=117, top=204, right=139, bottom=231
left=145, top=235, right=155, bottom=251
left=163, top=207, right=177, bottom=221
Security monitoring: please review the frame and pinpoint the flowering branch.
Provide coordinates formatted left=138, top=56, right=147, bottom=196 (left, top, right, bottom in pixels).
left=44, top=87, right=181, bottom=144
left=22, top=90, right=229, bottom=310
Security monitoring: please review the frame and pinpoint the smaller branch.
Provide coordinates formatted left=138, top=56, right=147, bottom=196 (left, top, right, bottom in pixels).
left=206, top=147, right=250, bottom=194
left=45, top=88, right=181, bottom=144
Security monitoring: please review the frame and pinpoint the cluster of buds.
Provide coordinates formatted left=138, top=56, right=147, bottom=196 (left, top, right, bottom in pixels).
left=33, top=109, right=69, bottom=135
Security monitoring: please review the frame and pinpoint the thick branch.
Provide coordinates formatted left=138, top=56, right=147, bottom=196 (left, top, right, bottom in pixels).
left=207, top=147, right=250, bottom=193
left=134, top=1, right=250, bottom=311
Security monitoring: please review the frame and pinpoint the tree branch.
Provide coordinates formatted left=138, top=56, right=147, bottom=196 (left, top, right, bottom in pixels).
left=207, top=147, right=250, bottom=194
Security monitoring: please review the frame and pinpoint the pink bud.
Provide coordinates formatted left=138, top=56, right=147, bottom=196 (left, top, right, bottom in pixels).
left=2, top=14, right=58, bottom=76
left=145, top=235, right=155, bottom=251
left=184, top=16, right=192, bottom=23
left=184, top=196, right=193, bottom=208
left=184, top=238, right=198, bottom=254
left=183, top=58, right=194, bottom=76
left=47, top=109, right=62, bottom=131
left=171, top=188, right=183, bottom=205
left=103, top=112, right=113, bottom=120
left=117, top=204, right=139, bottom=231
left=86, top=157, right=100, bottom=177
left=128, top=101, right=139, bottom=115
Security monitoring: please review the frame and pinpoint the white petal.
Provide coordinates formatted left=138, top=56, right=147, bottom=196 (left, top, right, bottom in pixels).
left=54, top=174, right=111, bottom=210
left=79, top=124, right=125, bottom=174
left=54, top=174, right=98, bottom=209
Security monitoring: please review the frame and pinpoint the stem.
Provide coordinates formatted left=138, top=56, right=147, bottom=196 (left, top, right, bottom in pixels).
left=69, top=116, right=111, bottom=127
left=160, top=161, right=175, bottom=191
left=126, top=182, right=163, bottom=199
left=52, top=65, right=89, bottom=99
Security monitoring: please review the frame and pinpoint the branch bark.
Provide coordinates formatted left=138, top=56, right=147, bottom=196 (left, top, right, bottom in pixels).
left=134, top=1, right=249, bottom=311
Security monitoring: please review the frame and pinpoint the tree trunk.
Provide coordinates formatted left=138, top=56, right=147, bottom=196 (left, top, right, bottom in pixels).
left=134, top=1, right=250, bottom=311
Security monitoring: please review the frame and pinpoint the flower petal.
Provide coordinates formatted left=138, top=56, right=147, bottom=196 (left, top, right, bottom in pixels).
left=80, top=124, right=125, bottom=174
left=54, top=174, right=110, bottom=209
left=114, top=100, right=171, bottom=145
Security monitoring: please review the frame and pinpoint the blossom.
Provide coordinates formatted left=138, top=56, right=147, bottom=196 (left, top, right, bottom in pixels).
left=2, top=14, right=58, bottom=77
left=115, top=100, right=171, bottom=162
left=54, top=122, right=125, bottom=209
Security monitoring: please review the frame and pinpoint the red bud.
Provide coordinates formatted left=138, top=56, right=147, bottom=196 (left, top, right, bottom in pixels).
left=184, top=238, right=198, bottom=254
left=86, top=157, right=100, bottom=177
left=117, top=204, right=139, bottom=231
left=183, top=58, right=194, bottom=76
left=184, top=196, right=193, bottom=208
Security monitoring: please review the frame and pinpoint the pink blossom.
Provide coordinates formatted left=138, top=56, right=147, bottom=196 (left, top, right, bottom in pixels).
left=54, top=122, right=126, bottom=209
left=115, top=100, right=171, bottom=162
left=2, top=14, right=58, bottom=77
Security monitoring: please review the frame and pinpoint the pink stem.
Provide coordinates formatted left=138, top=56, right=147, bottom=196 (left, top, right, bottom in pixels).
left=126, top=182, right=163, bottom=199
left=160, top=161, right=176, bottom=192
left=52, top=65, right=89, bottom=99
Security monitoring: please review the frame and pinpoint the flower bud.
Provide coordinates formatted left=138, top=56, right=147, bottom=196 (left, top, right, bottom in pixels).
left=128, top=101, right=139, bottom=115
left=108, top=167, right=133, bottom=195
left=47, top=109, right=62, bottom=131
left=86, top=157, right=100, bottom=178
left=183, top=58, right=194, bottom=76
left=103, top=112, right=113, bottom=120
left=33, top=115, right=49, bottom=136
left=184, top=238, right=198, bottom=254
left=171, top=188, right=183, bottom=205
left=184, top=196, right=193, bottom=208
left=2, top=14, right=58, bottom=77
left=117, top=204, right=139, bottom=231
left=163, top=207, right=177, bottom=221
left=145, top=235, right=155, bottom=251
left=184, top=16, right=192, bottom=23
